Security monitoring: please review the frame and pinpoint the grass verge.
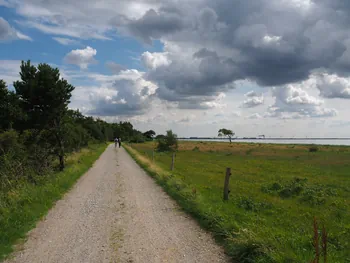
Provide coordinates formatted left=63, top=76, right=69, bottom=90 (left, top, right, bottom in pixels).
left=0, top=143, right=108, bottom=261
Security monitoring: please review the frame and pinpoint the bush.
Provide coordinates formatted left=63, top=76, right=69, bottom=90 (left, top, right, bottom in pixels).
left=262, top=178, right=307, bottom=198
left=309, top=146, right=319, bottom=152
left=192, top=146, right=200, bottom=151
left=157, top=130, right=178, bottom=152
left=129, top=133, right=146, bottom=143
left=0, top=130, right=20, bottom=154
left=237, top=196, right=273, bottom=212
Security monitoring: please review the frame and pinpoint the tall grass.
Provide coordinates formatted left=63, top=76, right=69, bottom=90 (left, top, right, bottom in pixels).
left=0, top=143, right=107, bottom=261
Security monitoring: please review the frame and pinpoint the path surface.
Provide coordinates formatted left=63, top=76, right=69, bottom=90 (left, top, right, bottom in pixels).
left=5, top=145, right=229, bottom=263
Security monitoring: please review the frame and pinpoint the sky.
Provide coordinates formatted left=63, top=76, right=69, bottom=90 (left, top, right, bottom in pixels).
left=0, top=0, right=350, bottom=138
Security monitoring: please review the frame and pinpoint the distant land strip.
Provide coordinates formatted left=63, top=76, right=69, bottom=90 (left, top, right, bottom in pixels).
left=179, top=137, right=350, bottom=140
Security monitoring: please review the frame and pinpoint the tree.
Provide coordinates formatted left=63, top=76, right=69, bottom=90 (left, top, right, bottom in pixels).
left=143, top=130, right=156, bottom=140
left=157, top=130, right=178, bottom=152
left=155, top=134, right=165, bottom=140
left=218, top=128, right=235, bottom=143
left=0, top=80, right=23, bottom=130
left=14, top=61, right=75, bottom=170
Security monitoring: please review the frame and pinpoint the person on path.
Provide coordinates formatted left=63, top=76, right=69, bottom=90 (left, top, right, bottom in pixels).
left=118, top=137, right=122, bottom=148
left=114, top=138, right=119, bottom=148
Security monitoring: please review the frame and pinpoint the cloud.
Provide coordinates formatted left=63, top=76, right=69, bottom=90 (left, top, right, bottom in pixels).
left=0, top=1, right=12, bottom=7
left=141, top=51, right=171, bottom=69
left=53, top=37, right=80, bottom=46
left=64, top=46, right=97, bottom=69
left=105, top=62, right=126, bottom=74
left=241, top=90, right=264, bottom=108
left=245, top=91, right=260, bottom=98
left=87, top=69, right=158, bottom=116
left=6, top=0, right=350, bottom=88
left=0, top=17, right=31, bottom=41
left=0, top=60, right=21, bottom=84
left=115, top=8, right=187, bottom=44
left=4, top=0, right=350, bottom=124
left=247, top=113, right=263, bottom=119
left=316, top=73, right=350, bottom=99
left=267, top=85, right=337, bottom=118
left=8, top=0, right=157, bottom=40
left=178, top=114, right=196, bottom=123
left=145, top=47, right=239, bottom=108
left=231, top=111, right=241, bottom=117
left=242, top=97, right=264, bottom=108
left=18, top=20, right=111, bottom=40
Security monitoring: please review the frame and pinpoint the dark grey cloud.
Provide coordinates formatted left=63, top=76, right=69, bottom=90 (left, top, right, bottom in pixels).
left=139, top=0, right=350, bottom=107
left=113, top=8, right=186, bottom=44
left=145, top=50, right=239, bottom=108
left=6, top=0, right=350, bottom=114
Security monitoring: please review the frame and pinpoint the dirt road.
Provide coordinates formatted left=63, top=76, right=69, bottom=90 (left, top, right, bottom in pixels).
left=5, top=145, right=229, bottom=263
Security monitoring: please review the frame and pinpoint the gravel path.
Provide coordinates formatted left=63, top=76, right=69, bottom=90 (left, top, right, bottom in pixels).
left=5, top=145, right=229, bottom=263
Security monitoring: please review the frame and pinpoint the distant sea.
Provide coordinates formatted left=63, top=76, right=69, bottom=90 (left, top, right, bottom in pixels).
left=180, top=138, right=350, bottom=146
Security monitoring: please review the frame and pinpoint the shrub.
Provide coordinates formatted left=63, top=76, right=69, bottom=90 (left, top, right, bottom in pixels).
left=279, top=178, right=307, bottom=198
left=309, top=146, right=319, bottom=152
left=0, top=130, right=20, bottom=154
left=245, top=148, right=254, bottom=155
left=237, top=196, right=273, bottom=212
left=262, top=178, right=307, bottom=198
left=192, top=146, right=200, bottom=151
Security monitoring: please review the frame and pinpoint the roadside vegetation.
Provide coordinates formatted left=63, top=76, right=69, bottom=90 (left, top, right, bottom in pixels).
left=125, top=139, right=350, bottom=262
left=0, top=61, right=145, bottom=260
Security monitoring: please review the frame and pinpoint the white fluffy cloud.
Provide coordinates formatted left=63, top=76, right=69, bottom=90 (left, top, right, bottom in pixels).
left=316, top=74, right=350, bottom=99
left=85, top=69, right=158, bottom=116
left=64, top=46, right=97, bottom=69
left=267, top=85, right=337, bottom=118
left=141, top=51, right=171, bottom=69
left=241, top=90, right=264, bottom=108
left=0, top=17, right=31, bottom=41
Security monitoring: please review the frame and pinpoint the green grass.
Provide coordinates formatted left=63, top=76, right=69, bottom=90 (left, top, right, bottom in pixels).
left=0, top=143, right=108, bottom=261
left=125, top=141, right=350, bottom=263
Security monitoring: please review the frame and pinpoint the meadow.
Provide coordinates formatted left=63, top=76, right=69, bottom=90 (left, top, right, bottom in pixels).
left=125, top=141, right=350, bottom=262
left=0, top=143, right=108, bottom=261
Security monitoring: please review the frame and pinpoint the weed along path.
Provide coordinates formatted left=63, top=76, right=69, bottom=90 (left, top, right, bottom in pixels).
left=5, top=145, right=229, bottom=263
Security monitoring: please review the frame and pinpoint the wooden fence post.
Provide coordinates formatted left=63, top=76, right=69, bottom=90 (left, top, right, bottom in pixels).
left=171, top=153, right=175, bottom=171
left=223, top=168, right=231, bottom=201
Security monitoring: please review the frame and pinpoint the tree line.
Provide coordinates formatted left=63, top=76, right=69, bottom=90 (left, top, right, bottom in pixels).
left=0, top=61, right=152, bottom=192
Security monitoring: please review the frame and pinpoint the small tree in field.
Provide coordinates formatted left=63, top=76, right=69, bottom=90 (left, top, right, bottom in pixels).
left=157, top=130, right=178, bottom=152
left=143, top=130, right=156, bottom=140
left=218, top=128, right=235, bottom=143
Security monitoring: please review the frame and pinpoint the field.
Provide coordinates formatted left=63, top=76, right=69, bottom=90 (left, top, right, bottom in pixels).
left=125, top=141, right=350, bottom=262
left=0, top=143, right=108, bottom=261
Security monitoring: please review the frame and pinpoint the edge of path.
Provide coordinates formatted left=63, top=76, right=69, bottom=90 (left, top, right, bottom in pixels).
left=123, top=144, right=236, bottom=263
